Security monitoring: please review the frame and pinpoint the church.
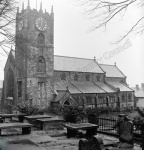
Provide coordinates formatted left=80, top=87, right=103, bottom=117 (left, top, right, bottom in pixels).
left=1, top=2, right=134, bottom=113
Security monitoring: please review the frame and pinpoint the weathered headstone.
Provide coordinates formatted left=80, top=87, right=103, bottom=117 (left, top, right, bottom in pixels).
left=79, top=135, right=104, bottom=150
left=90, top=135, right=105, bottom=150
left=79, top=139, right=89, bottom=150
left=119, top=117, right=134, bottom=145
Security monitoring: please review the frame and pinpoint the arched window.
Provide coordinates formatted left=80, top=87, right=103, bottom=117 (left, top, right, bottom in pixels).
left=37, top=56, right=46, bottom=73
left=6, top=68, right=14, bottom=98
left=86, top=74, right=90, bottom=81
left=64, top=100, right=70, bottom=106
left=97, top=75, right=101, bottom=82
left=37, top=33, right=45, bottom=45
left=60, top=73, right=66, bottom=81
left=128, top=93, right=132, bottom=101
left=74, top=74, right=79, bottom=81
left=121, top=94, right=125, bottom=102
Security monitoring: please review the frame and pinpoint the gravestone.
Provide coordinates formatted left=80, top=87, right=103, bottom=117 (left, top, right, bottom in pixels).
left=90, top=135, right=105, bottom=150
left=119, top=117, right=134, bottom=145
left=79, top=139, right=89, bottom=150
left=79, top=135, right=104, bottom=150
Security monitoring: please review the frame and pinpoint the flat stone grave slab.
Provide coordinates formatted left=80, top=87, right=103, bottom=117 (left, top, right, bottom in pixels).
left=6, top=139, right=44, bottom=150
left=0, top=113, right=26, bottom=122
left=7, top=144, right=44, bottom=150
left=0, top=123, right=33, bottom=135
left=24, top=115, right=51, bottom=124
left=36, top=117, right=64, bottom=130
left=30, top=135, right=57, bottom=144
left=64, top=123, right=99, bottom=138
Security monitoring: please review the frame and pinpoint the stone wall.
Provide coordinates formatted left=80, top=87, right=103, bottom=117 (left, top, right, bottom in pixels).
left=54, top=71, right=105, bottom=83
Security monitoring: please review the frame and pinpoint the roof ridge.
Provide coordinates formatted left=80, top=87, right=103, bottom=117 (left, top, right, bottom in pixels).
left=54, top=55, right=94, bottom=61
left=95, top=61, right=105, bottom=73
left=115, top=65, right=126, bottom=77
left=100, top=64, right=115, bottom=66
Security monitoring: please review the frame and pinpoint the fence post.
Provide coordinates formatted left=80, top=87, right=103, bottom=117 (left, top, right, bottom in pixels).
left=141, top=123, right=144, bottom=150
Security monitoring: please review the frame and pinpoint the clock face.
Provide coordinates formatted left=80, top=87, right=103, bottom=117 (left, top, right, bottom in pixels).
left=18, top=20, right=24, bottom=31
left=35, top=17, right=47, bottom=31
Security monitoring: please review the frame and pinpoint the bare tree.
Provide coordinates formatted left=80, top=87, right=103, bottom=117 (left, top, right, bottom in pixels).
left=0, top=0, right=18, bottom=54
left=78, top=0, right=143, bottom=42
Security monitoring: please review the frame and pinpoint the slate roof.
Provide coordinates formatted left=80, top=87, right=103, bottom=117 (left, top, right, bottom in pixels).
left=100, top=64, right=126, bottom=78
left=54, top=80, right=108, bottom=94
left=71, top=81, right=106, bottom=94
left=94, top=82, right=116, bottom=93
left=54, top=55, right=104, bottom=73
left=54, top=55, right=126, bottom=78
left=53, top=91, right=67, bottom=102
left=54, top=81, right=81, bottom=94
left=131, top=87, right=144, bottom=98
left=107, top=81, right=133, bottom=92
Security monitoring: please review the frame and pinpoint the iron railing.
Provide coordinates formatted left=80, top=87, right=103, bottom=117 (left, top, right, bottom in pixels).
left=97, top=116, right=118, bottom=136
left=96, top=116, right=142, bottom=141
left=81, top=115, right=142, bottom=141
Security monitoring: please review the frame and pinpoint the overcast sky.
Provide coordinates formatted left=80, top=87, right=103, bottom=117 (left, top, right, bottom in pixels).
left=0, top=0, right=143, bottom=87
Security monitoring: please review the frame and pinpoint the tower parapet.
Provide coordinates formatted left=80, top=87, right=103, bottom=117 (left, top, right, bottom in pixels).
left=17, top=1, right=52, bottom=17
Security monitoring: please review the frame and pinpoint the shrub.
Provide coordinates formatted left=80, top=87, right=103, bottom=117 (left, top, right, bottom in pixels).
left=16, top=104, right=39, bottom=115
left=86, top=108, right=100, bottom=124
left=99, top=106, right=112, bottom=114
left=137, top=107, right=144, bottom=117
left=112, top=106, right=120, bottom=112
left=61, top=105, right=85, bottom=123
left=14, top=100, right=40, bottom=115
left=133, top=116, right=144, bottom=130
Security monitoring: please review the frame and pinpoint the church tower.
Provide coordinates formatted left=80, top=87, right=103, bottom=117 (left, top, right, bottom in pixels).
left=15, top=1, right=54, bottom=108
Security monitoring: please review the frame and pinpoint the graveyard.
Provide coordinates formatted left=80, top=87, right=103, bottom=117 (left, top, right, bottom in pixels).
left=0, top=106, right=143, bottom=150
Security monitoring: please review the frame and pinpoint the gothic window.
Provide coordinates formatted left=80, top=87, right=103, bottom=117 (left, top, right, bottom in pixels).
left=128, top=93, right=132, bottom=101
left=37, top=56, right=46, bottom=73
left=103, top=97, right=106, bottom=103
left=97, top=75, right=101, bottom=82
left=86, top=74, right=90, bottom=81
left=110, top=96, right=115, bottom=103
left=17, top=81, right=22, bottom=97
left=86, top=96, right=92, bottom=104
left=121, top=94, right=125, bottom=102
left=60, top=73, right=66, bottom=81
left=74, top=74, right=79, bottom=81
left=37, top=33, right=45, bottom=45
left=64, top=100, right=70, bottom=106
left=6, top=68, right=14, bottom=98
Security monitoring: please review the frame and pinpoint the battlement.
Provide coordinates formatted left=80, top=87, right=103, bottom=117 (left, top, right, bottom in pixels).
left=17, top=1, right=53, bottom=17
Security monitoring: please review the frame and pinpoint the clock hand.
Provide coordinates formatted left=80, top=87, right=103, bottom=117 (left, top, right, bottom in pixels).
left=40, top=18, right=44, bottom=29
